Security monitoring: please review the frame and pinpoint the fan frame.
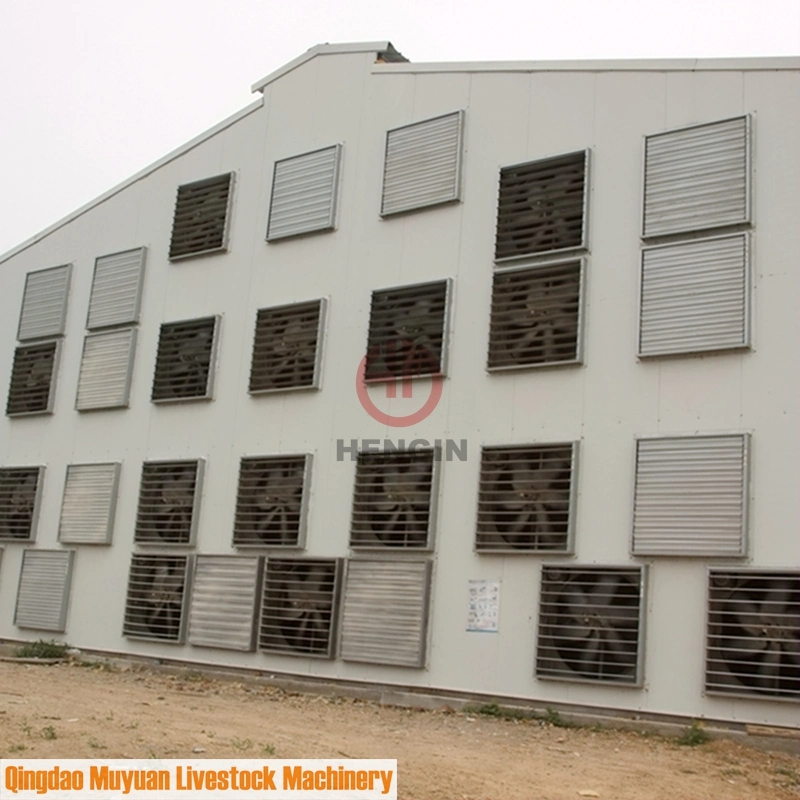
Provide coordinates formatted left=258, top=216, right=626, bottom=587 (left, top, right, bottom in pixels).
left=6, top=339, right=62, bottom=417
left=232, top=453, right=313, bottom=550
left=134, top=458, right=206, bottom=547
left=535, top=564, right=647, bottom=688
left=704, top=567, right=800, bottom=703
left=85, top=246, right=147, bottom=330
left=14, top=548, right=76, bottom=633
left=349, top=447, right=441, bottom=552
left=486, top=258, right=586, bottom=373
left=150, top=315, right=220, bottom=404
left=248, top=299, right=327, bottom=395
left=258, top=556, right=344, bottom=659
left=494, top=148, right=591, bottom=265
left=75, top=328, right=138, bottom=412
left=474, top=441, right=579, bottom=555
left=122, top=553, right=194, bottom=644
left=58, top=461, right=121, bottom=545
left=0, top=466, right=45, bottom=543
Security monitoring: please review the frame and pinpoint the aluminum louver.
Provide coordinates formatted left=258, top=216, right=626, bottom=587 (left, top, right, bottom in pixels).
left=706, top=571, right=799, bottom=700
left=188, top=555, right=262, bottom=651
left=134, top=460, right=204, bottom=545
left=643, top=116, right=749, bottom=238
left=351, top=450, right=437, bottom=550
left=76, top=329, right=137, bottom=411
left=632, top=435, right=748, bottom=557
left=151, top=317, right=218, bottom=402
left=259, top=558, right=341, bottom=658
left=365, top=280, right=449, bottom=381
left=639, top=234, right=749, bottom=357
left=58, top=463, right=120, bottom=545
left=267, top=145, right=341, bottom=241
left=340, top=559, right=431, bottom=667
left=476, top=443, right=576, bottom=553
left=123, top=554, right=190, bottom=642
left=381, top=111, right=464, bottom=217
left=6, top=341, right=59, bottom=416
left=249, top=300, right=325, bottom=393
left=487, top=261, right=582, bottom=370
left=0, top=467, right=43, bottom=541
left=495, top=151, right=588, bottom=261
left=86, top=247, right=146, bottom=329
left=14, top=549, right=75, bottom=632
left=536, top=566, right=645, bottom=685
left=233, top=455, right=310, bottom=547
left=17, top=264, right=72, bottom=341
left=169, top=173, right=234, bottom=260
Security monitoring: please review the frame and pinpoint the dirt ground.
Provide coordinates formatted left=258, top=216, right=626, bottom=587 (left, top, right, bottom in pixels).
left=0, top=661, right=797, bottom=800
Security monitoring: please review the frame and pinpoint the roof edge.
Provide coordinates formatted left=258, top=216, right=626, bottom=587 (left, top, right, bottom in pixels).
left=0, top=97, right=264, bottom=266
left=372, top=55, right=800, bottom=74
left=251, top=41, right=407, bottom=93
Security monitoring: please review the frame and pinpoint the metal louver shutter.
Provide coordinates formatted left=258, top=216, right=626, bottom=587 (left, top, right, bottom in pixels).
left=643, top=116, right=749, bottom=237
left=17, top=265, right=72, bottom=341
left=639, top=234, right=749, bottom=356
left=6, top=341, right=60, bottom=416
left=340, top=559, right=431, bottom=667
left=705, top=570, right=800, bottom=700
left=87, top=248, right=146, bottom=329
left=76, top=329, right=137, bottom=411
left=633, top=435, right=748, bottom=556
left=14, top=549, right=75, bottom=632
left=381, top=111, right=464, bottom=216
left=151, top=317, right=218, bottom=402
left=0, top=467, right=44, bottom=541
left=188, top=555, right=261, bottom=651
left=59, top=463, right=120, bottom=544
left=267, top=146, right=341, bottom=241
left=169, top=173, right=234, bottom=260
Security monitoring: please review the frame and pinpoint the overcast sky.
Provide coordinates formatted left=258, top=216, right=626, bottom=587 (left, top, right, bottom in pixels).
left=1, top=0, right=797, bottom=257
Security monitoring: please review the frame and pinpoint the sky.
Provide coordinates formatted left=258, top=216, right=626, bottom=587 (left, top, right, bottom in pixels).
left=0, top=0, right=797, bottom=257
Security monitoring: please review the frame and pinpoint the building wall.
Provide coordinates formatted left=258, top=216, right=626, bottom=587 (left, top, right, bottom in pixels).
left=1, top=48, right=798, bottom=727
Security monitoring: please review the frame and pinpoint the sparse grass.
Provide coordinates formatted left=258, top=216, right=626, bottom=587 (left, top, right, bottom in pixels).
left=87, top=737, right=106, bottom=750
left=184, top=671, right=205, bottom=682
left=20, top=723, right=32, bottom=737
left=261, top=743, right=276, bottom=756
left=463, top=702, right=526, bottom=720
left=230, top=737, right=253, bottom=752
left=15, top=640, right=70, bottom=659
left=8, top=744, right=26, bottom=754
left=542, top=708, right=575, bottom=728
left=40, top=726, right=57, bottom=740
left=774, top=766, right=800, bottom=787
left=677, top=720, right=710, bottom=747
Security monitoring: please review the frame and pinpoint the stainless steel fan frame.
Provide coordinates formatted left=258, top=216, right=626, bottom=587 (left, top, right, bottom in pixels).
left=474, top=441, right=579, bottom=555
left=6, top=339, right=62, bottom=417
left=703, top=567, right=800, bottom=703
left=247, top=298, right=327, bottom=396
left=0, top=465, right=45, bottom=543
left=535, top=563, right=648, bottom=688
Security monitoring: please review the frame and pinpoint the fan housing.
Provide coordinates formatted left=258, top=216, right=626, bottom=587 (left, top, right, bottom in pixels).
left=6, top=342, right=59, bottom=416
left=134, top=460, right=203, bottom=545
left=123, top=554, right=190, bottom=642
left=151, top=317, right=218, bottom=402
left=0, top=467, right=43, bottom=541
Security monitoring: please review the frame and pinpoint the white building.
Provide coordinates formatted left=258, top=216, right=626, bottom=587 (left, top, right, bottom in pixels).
left=1, top=42, right=798, bottom=731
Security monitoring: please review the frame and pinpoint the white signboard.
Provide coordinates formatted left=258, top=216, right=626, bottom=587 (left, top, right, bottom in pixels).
left=467, top=579, right=500, bottom=632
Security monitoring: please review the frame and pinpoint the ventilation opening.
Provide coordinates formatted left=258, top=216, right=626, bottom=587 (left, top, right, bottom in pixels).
left=488, top=262, right=582, bottom=370
left=351, top=451, right=435, bottom=549
left=233, top=455, right=309, bottom=547
left=496, top=151, right=587, bottom=261
left=0, top=468, right=41, bottom=541
left=259, top=558, right=340, bottom=657
left=123, top=554, right=189, bottom=642
left=134, top=461, right=202, bottom=545
left=151, top=317, right=217, bottom=402
left=476, top=444, right=575, bottom=553
left=536, top=567, right=644, bottom=685
left=169, top=173, right=233, bottom=260
left=6, top=342, right=58, bottom=416
left=365, top=281, right=448, bottom=381
left=706, top=571, right=799, bottom=700
left=249, top=301, right=323, bottom=393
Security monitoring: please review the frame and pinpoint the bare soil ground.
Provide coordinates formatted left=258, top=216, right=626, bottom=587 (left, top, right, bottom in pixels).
left=0, top=661, right=797, bottom=800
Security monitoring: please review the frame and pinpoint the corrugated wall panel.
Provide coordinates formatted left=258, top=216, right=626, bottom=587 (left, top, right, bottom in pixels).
left=87, top=248, right=146, bottom=329
left=639, top=234, right=748, bottom=356
left=17, top=265, right=72, bottom=341
left=643, top=116, right=749, bottom=237
left=340, top=560, right=431, bottom=667
left=381, top=111, right=463, bottom=216
left=633, top=435, right=748, bottom=556
left=59, top=463, right=120, bottom=544
left=188, top=555, right=261, bottom=651
left=267, top=146, right=341, bottom=241
left=76, top=329, right=137, bottom=411
left=14, top=549, right=74, bottom=632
